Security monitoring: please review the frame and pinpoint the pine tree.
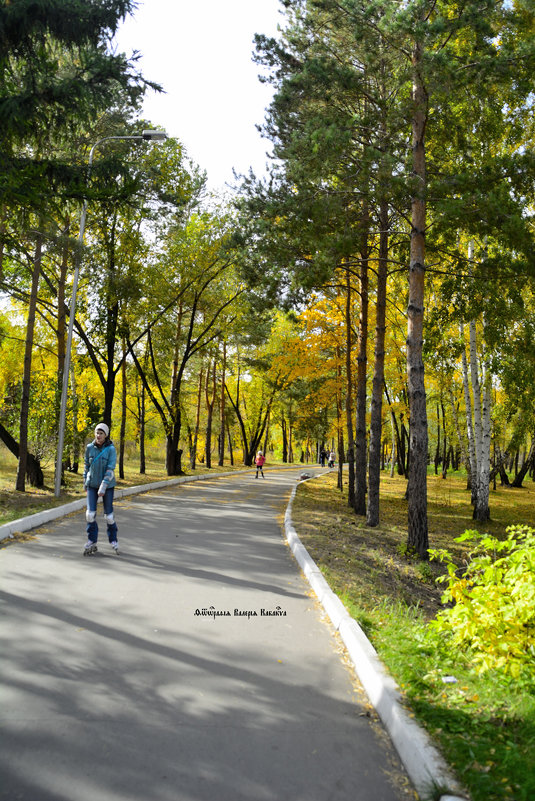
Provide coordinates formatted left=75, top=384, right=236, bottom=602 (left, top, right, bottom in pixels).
left=0, top=0, right=149, bottom=209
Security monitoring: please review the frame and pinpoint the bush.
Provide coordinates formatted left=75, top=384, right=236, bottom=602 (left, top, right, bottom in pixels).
left=429, top=525, right=535, bottom=679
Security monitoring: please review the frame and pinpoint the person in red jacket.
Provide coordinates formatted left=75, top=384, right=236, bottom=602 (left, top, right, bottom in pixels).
left=255, top=450, right=266, bottom=478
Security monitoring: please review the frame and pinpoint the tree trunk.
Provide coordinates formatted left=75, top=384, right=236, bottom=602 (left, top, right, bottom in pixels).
left=366, top=199, right=388, bottom=527
left=263, top=410, right=270, bottom=456
left=406, top=36, right=429, bottom=558
left=16, top=233, right=43, bottom=492
left=190, top=364, right=204, bottom=470
left=119, top=338, right=127, bottom=479
left=337, top=436, right=345, bottom=492
left=384, top=382, right=405, bottom=476
left=0, top=205, right=6, bottom=282
left=448, top=386, right=471, bottom=487
left=227, top=424, right=234, bottom=466
left=511, top=440, right=535, bottom=487
left=344, top=261, right=356, bottom=511
left=355, top=211, right=369, bottom=516
left=336, top=346, right=345, bottom=490
left=475, top=344, right=492, bottom=519
left=434, top=404, right=441, bottom=475
left=389, top=411, right=396, bottom=478
left=469, top=317, right=483, bottom=507
left=218, top=341, right=226, bottom=466
left=166, top=417, right=183, bottom=475
left=441, top=400, right=448, bottom=479
left=1, top=422, right=43, bottom=487
left=138, top=377, right=146, bottom=474
left=70, top=360, right=81, bottom=473
left=56, top=218, right=69, bottom=431
left=288, top=411, right=294, bottom=463
left=281, top=413, right=288, bottom=463
left=204, top=359, right=217, bottom=468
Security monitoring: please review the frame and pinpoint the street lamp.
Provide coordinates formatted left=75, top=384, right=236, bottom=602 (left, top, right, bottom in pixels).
left=54, top=130, right=168, bottom=497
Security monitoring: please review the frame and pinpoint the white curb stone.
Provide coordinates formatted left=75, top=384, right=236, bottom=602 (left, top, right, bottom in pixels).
left=0, top=470, right=239, bottom=543
left=287, top=478, right=469, bottom=801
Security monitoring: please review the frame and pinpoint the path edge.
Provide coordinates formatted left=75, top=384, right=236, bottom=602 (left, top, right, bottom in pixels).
left=285, top=479, right=470, bottom=801
left=0, top=470, right=244, bottom=542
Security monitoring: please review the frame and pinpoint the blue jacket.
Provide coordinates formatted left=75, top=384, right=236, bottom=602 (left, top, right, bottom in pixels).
left=84, top=440, right=117, bottom=490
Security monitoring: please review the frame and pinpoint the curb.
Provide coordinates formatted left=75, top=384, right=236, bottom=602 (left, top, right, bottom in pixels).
left=285, top=479, right=469, bottom=801
left=0, top=464, right=307, bottom=543
left=0, top=470, right=241, bottom=543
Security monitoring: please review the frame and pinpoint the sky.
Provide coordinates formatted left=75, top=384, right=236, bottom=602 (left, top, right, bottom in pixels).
left=113, top=0, right=284, bottom=192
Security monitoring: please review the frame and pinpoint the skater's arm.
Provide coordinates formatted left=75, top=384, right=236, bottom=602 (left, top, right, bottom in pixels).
left=98, top=446, right=117, bottom=495
left=83, top=445, right=91, bottom=487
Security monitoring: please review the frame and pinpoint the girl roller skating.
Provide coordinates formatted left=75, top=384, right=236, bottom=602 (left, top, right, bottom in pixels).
left=255, top=450, right=266, bottom=479
left=83, top=423, right=119, bottom=555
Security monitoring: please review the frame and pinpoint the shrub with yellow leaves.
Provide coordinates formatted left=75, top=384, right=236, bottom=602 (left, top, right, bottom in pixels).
left=428, top=526, right=535, bottom=679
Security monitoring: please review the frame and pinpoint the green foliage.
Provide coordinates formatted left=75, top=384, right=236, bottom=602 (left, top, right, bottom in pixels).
left=0, top=0, right=151, bottom=209
left=429, top=526, right=535, bottom=680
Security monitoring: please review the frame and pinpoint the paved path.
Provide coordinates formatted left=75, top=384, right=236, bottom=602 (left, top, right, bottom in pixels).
left=1, top=468, right=414, bottom=801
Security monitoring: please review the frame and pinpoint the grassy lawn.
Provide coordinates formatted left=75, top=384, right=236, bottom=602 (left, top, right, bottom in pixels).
left=291, top=469, right=535, bottom=801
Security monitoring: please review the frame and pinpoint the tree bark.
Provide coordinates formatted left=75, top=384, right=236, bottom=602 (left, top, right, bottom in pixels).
left=190, top=363, right=204, bottom=470
left=137, top=376, right=146, bottom=474
left=119, top=337, right=127, bottom=479
left=227, top=424, right=234, bottom=466
left=56, top=217, right=69, bottom=431
left=281, top=413, right=288, bottom=463
left=475, top=342, right=492, bottom=519
left=204, top=358, right=217, bottom=468
left=406, top=36, right=429, bottom=558
left=366, top=199, right=388, bottom=526
left=218, top=340, right=226, bottom=466
left=511, top=440, right=535, bottom=487
left=460, top=321, right=476, bottom=495
left=344, top=261, right=356, bottom=511
left=1, top=422, right=43, bottom=487
left=16, top=232, right=43, bottom=492
left=355, top=210, right=369, bottom=516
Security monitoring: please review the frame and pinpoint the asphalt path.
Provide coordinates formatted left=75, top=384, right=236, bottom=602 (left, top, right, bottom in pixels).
left=1, top=467, right=414, bottom=801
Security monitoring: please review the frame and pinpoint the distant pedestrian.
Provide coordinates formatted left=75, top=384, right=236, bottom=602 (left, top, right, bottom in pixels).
left=328, top=450, right=336, bottom=468
left=255, top=450, right=266, bottom=478
left=83, top=423, right=119, bottom=555
left=319, top=448, right=327, bottom=467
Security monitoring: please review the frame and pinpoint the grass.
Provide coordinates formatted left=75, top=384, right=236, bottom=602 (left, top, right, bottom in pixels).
left=291, top=469, right=535, bottom=801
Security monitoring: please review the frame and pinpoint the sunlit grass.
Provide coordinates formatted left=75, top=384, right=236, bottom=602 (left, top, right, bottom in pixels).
left=292, top=469, right=535, bottom=801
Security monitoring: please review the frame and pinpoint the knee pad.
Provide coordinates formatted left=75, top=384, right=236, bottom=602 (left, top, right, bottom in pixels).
left=86, top=510, right=97, bottom=523
left=105, top=512, right=115, bottom=525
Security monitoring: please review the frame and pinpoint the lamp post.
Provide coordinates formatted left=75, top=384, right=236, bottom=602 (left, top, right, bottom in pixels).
left=54, top=130, right=168, bottom=497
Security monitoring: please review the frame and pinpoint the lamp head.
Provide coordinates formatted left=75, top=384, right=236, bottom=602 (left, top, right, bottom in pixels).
left=142, top=129, right=168, bottom=141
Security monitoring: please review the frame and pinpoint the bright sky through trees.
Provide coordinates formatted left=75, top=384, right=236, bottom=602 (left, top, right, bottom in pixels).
left=113, top=0, right=282, bottom=192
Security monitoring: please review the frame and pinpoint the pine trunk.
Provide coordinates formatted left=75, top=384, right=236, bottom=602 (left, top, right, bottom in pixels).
left=354, top=210, right=369, bottom=516
left=344, top=262, right=356, bottom=510
left=406, top=37, right=429, bottom=558
left=366, top=199, right=388, bottom=527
